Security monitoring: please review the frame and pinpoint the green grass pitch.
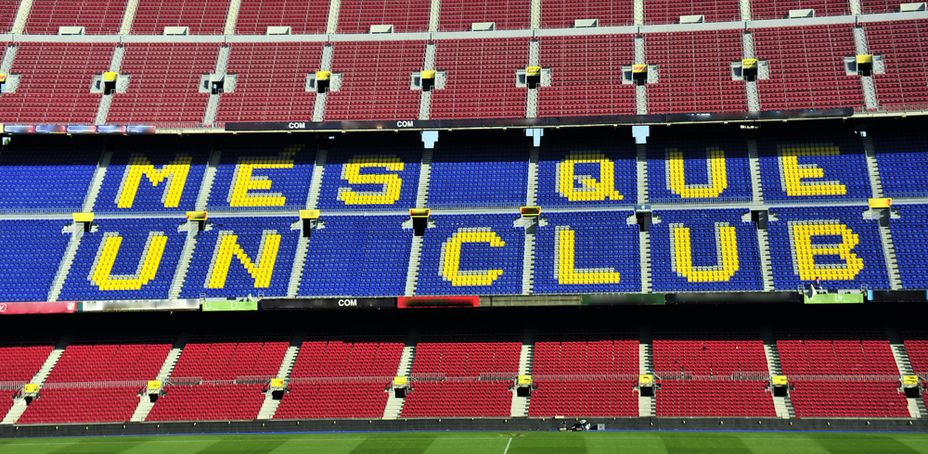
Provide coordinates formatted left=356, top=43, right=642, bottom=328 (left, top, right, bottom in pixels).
left=2, top=431, right=928, bottom=454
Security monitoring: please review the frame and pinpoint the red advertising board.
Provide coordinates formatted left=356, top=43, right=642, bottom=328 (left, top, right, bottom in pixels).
left=397, top=296, right=479, bottom=308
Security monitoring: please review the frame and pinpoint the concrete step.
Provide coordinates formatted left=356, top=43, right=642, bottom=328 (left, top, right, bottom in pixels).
left=638, top=395, right=653, bottom=417
left=404, top=235, right=424, bottom=296
left=48, top=224, right=85, bottom=302
left=119, top=0, right=141, bottom=34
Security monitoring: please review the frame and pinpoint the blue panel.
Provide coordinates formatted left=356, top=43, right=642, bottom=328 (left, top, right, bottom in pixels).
left=767, top=206, right=888, bottom=290
left=206, top=147, right=313, bottom=210
left=93, top=150, right=207, bottom=213
left=0, top=220, right=70, bottom=301
left=0, top=145, right=97, bottom=211
left=650, top=209, right=763, bottom=292
left=299, top=215, right=412, bottom=297
left=316, top=148, right=421, bottom=211
left=873, top=133, right=928, bottom=198
left=536, top=138, right=637, bottom=208
left=59, top=218, right=187, bottom=301
left=758, top=134, right=871, bottom=202
left=428, top=136, right=528, bottom=208
left=181, top=217, right=300, bottom=298
left=533, top=211, right=640, bottom=294
left=416, top=214, right=524, bottom=295
left=889, top=204, right=928, bottom=289
left=647, top=137, right=753, bottom=203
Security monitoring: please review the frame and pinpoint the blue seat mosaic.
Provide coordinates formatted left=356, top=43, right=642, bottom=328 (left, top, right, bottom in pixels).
left=299, top=215, right=412, bottom=297
left=0, top=220, right=70, bottom=301
left=206, top=146, right=313, bottom=210
left=59, top=218, right=187, bottom=301
left=647, top=137, right=753, bottom=203
left=533, top=210, right=640, bottom=294
left=650, top=209, right=763, bottom=292
left=889, top=204, right=928, bottom=289
left=416, top=214, right=524, bottom=295
left=767, top=206, right=888, bottom=290
left=757, top=133, right=871, bottom=202
left=181, top=216, right=301, bottom=298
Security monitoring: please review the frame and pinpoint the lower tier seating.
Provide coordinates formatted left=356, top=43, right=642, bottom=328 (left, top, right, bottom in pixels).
left=17, top=387, right=142, bottom=424
left=655, top=380, right=776, bottom=417
left=146, top=384, right=265, bottom=421
left=0, top=389, right=16, bottom=420
left=401, top=381, right=513, bottom=417
left=903, top=336, right=928, bottom=374
left=788, top=380, right=909, bottom=418
left=274, top=382, right=391, bottom=419
left=528, top=379, right=638, bottom=417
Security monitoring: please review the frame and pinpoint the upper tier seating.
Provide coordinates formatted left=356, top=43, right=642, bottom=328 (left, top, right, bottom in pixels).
left=92, top=145, right=210, bottom=212
left=539, top=0, right=633, bottom=28
left=0, top=42, right=111, bottom=124
left=401, top=335, right=520, bottom=418
left=643, top=0, right=740, bottom=23
left=428, top=134, right=528, bottom=208
left=180, top=217, right=301, bottom=299
left=416, top=214, right=525, bottom=296
left=864, top=20, right=928, bottom=112
left=753, top=25, right=862, bottom=111
left=315, top=137, right=422, bottom=211
left=274, top=338, right=403, bottom=419
left=535, top=132, right=638, bottom=206
left=860, top=0, right=905, bottom=13
left=299, top=216, right=412, bottom=297
left=325, top=41, right=424, bottom=121
left=430, top=38, right=528, bottom=119
left=234, top=0, right=330, bottom=34
left=206, top=147, right=313, bottom=210
left=0, top=3, right=16, bottom=33
left=888, top=205, right=928, bottom=290
left=336, top=0, right=430, bottom=33
left=645, top=30, right=746, bottom=114
left=646, top=135, right=753, bottom=203
left=650, top=209, right=763, bottom=292
left=0, top=140, right=97, bottom=210
left=58, top=218, right=187, bottom=301
left=537, top=35, right=637, bottom=118
left=751, top=0, right=850, bottom=19
left=0, top=221, right=70, bottom=302
left=873, top=131, right=928, bottom=198
left=533, top=211, right=641, bottom=294
left=529, top=333, right=638, bottom=417
left=18, top=341, right=170, bottom=424
left=216, top=43, right=323, bottom=123
left=147, top=340, right=287, bottom=421
left=776, top=332, right=909, bottom=418
left=25, top=0, right=127, bottom=35
left=131, top=0, right=230, bottom=35
left=107, top=43, right=218, bottom=125
left=438, top=0, right=530, bottom=31
left=767, top=206, right=888, bottom=291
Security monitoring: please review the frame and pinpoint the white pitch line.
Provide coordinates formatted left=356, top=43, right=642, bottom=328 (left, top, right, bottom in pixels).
left=503, top=437, right=513, bottom=454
